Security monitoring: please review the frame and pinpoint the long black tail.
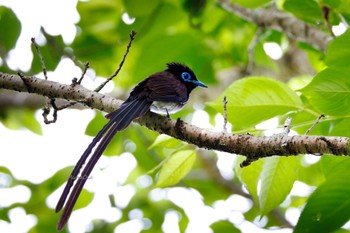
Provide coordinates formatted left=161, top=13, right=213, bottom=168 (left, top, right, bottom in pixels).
left=56, top=98, right=152, bottom=230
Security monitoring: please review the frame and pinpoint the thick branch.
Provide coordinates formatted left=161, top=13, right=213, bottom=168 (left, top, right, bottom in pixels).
left=0, top=90, right=44, bottom=109
left=1, top=72, right=348, bottom=159
left=0, top=72, right=122, bottom=113
left=218, top=0, right=332, bottom=51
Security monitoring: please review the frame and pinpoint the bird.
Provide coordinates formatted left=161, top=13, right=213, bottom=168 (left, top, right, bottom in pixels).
left=55, top=62, right=207, bottom=230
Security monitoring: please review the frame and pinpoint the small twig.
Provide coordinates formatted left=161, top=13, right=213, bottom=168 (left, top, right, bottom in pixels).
left=68, top=62, right=90, bottom=108
left=109, top=194, right=117, bottom=208
left=222, top=96, right=228, bottom=132
left=240, top=155, right=258, bottom=168
left=305, top=114, right=325, bottom=135
left=31, top=37, right=59, bottom=123
left=56, top=101, right=78, bottom=110
left=77, top=62, right=90, bottom=85
left=42, top=98, right=58, bottom=124
left=246, top=27, right=263, bottom=74
left=322, top=6, right=335, bottom=38
left=19, top=72, right=59, bottom=123
left=71, top=78, right=78, bottom=85
left=95, top=30, right=137, bottom=92
left=283, top=117, right=293, bottom=134
left=17, top=72, right=32, bottom=93
left=31, top=37, right=49, bottom=80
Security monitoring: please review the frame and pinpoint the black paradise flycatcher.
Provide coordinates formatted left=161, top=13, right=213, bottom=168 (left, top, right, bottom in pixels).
left=55, top=62, right=207, bottom=230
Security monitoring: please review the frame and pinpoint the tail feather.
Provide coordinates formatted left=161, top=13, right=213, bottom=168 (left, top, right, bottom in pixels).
left=56, top=98, right=152, bottom=230
left=55, top=120, right=112, bottom=212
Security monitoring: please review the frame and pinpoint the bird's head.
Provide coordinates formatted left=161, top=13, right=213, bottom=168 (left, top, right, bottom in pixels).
left=166, top=62, right=207, bottom=91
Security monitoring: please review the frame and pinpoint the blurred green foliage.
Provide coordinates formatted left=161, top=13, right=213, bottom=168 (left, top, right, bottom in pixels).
left=2, top=0, right=350, bottom=232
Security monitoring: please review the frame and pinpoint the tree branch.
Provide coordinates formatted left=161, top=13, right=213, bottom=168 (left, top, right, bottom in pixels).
left=0, top=72, right=348, bottom=162
left=217, top=0, right=332, bottom=51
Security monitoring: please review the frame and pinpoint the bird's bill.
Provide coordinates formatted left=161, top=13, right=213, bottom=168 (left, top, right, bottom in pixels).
left=192, top=80, right=208, bottom=88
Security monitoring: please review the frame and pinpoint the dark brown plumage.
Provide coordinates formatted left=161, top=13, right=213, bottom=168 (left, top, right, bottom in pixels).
left=55, top=63, right=207, bottom=230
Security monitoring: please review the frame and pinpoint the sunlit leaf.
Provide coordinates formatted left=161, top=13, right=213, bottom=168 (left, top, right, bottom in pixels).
left=259, top=156, right=300, bottom=215
left=122, top=0, right=160, bottom=17
left=0, top=7, right=21, bottom=54
left=232, top=0, right=272, bottom=8
left=300, top=68, right=350, bottom=116
left=297, top=159, right=325, bottom=187
left=21, top=109, right=42, bottom=135
left=283, top=0, right=323, bottom=24
left=295, top=177, right=350, bottom=233
left=325, top=29, right=350, bottom=71
left=207, top=77, right=303, bottom=130
left=148, top=134, right=183, bottom=150
left=210, top=220, right=240, bottom=233
left=85, top=111, right=107, bottom=136
left=1, top=109, right=42, bottom=134
left=74, top=188, right=94, bottom=210
left=321, top=155, right=350, bottom=180
left=30, top=33, right=64, bottom=74
left=156, top=150, right=196, bottom=187
left=235, top=156, right=264, bottom=203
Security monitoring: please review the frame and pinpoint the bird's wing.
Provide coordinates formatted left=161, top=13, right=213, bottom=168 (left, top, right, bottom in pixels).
left=129, top=72, right=189, bottom=103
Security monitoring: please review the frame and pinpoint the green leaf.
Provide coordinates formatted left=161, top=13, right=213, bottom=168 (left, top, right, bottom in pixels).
left=325, top=29, right=350, bottom=71
left=259, top=156, right=299, bottom=215
left=300, top=68, right=350, bottom=116
left=253, top=41, right=278, bottom=70
left=131, top=33, right=214, bottom=87
left=337, top=0, right=350, bottom=13
left=21, top=109, right=42, bottom=135
left=0, top=7, right=21, bottom=54
left=74, top=188, right=94, bottom=210
left=148, top=134, right=183, bottom=150
left=289, top=109, right=350, bottom=136
left=297, top=159, right=325, bottom=187
left=122, top=0, right=160, bottom=17
left=323, top=0, right=342, bottom=8
left=295, top=177, right=350, bottom=233
left=207, top=77, right=303, bottom=130
left=30, top=33, right=65, bottom=74
left=283, top=0, right=323, bottom=24
left=73, top=34, right=117, bottom=76
left=1, top=109, right=42, bottom=134
left=210, top=220, right=240, bottom=233
left=232, top=0, right=272, bottom=8
left=74, top=0, right=125, bottom=76
left=235, top=156, right=264, bottom=203
left=156, top=150, right=196, bottom=187
left=321, top=155, right=350, bottom=180
left=85, top=111, right=107, bottom=136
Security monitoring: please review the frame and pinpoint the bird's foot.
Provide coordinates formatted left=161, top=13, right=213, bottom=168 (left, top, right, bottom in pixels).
left=166, top=109, right=171, bottom=119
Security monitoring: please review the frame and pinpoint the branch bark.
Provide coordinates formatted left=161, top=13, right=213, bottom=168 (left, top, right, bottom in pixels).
left=1, top=72, right=349, bottom=164
left=217, top=0, right=332, bottom=51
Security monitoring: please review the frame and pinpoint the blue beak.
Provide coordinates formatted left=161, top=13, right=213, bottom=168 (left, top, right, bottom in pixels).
left=192, top=80, right=208, bottom=88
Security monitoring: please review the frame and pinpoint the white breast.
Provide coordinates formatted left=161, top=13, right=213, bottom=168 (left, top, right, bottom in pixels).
left=150, top=101, right=186, bottom=114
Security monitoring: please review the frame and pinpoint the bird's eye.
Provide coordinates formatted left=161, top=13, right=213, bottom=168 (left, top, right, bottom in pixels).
left=181, top=72, right=191, bottom=81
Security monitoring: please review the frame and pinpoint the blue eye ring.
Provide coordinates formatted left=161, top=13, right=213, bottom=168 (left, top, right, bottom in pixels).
left=181, top=72, right=191, bottom=81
